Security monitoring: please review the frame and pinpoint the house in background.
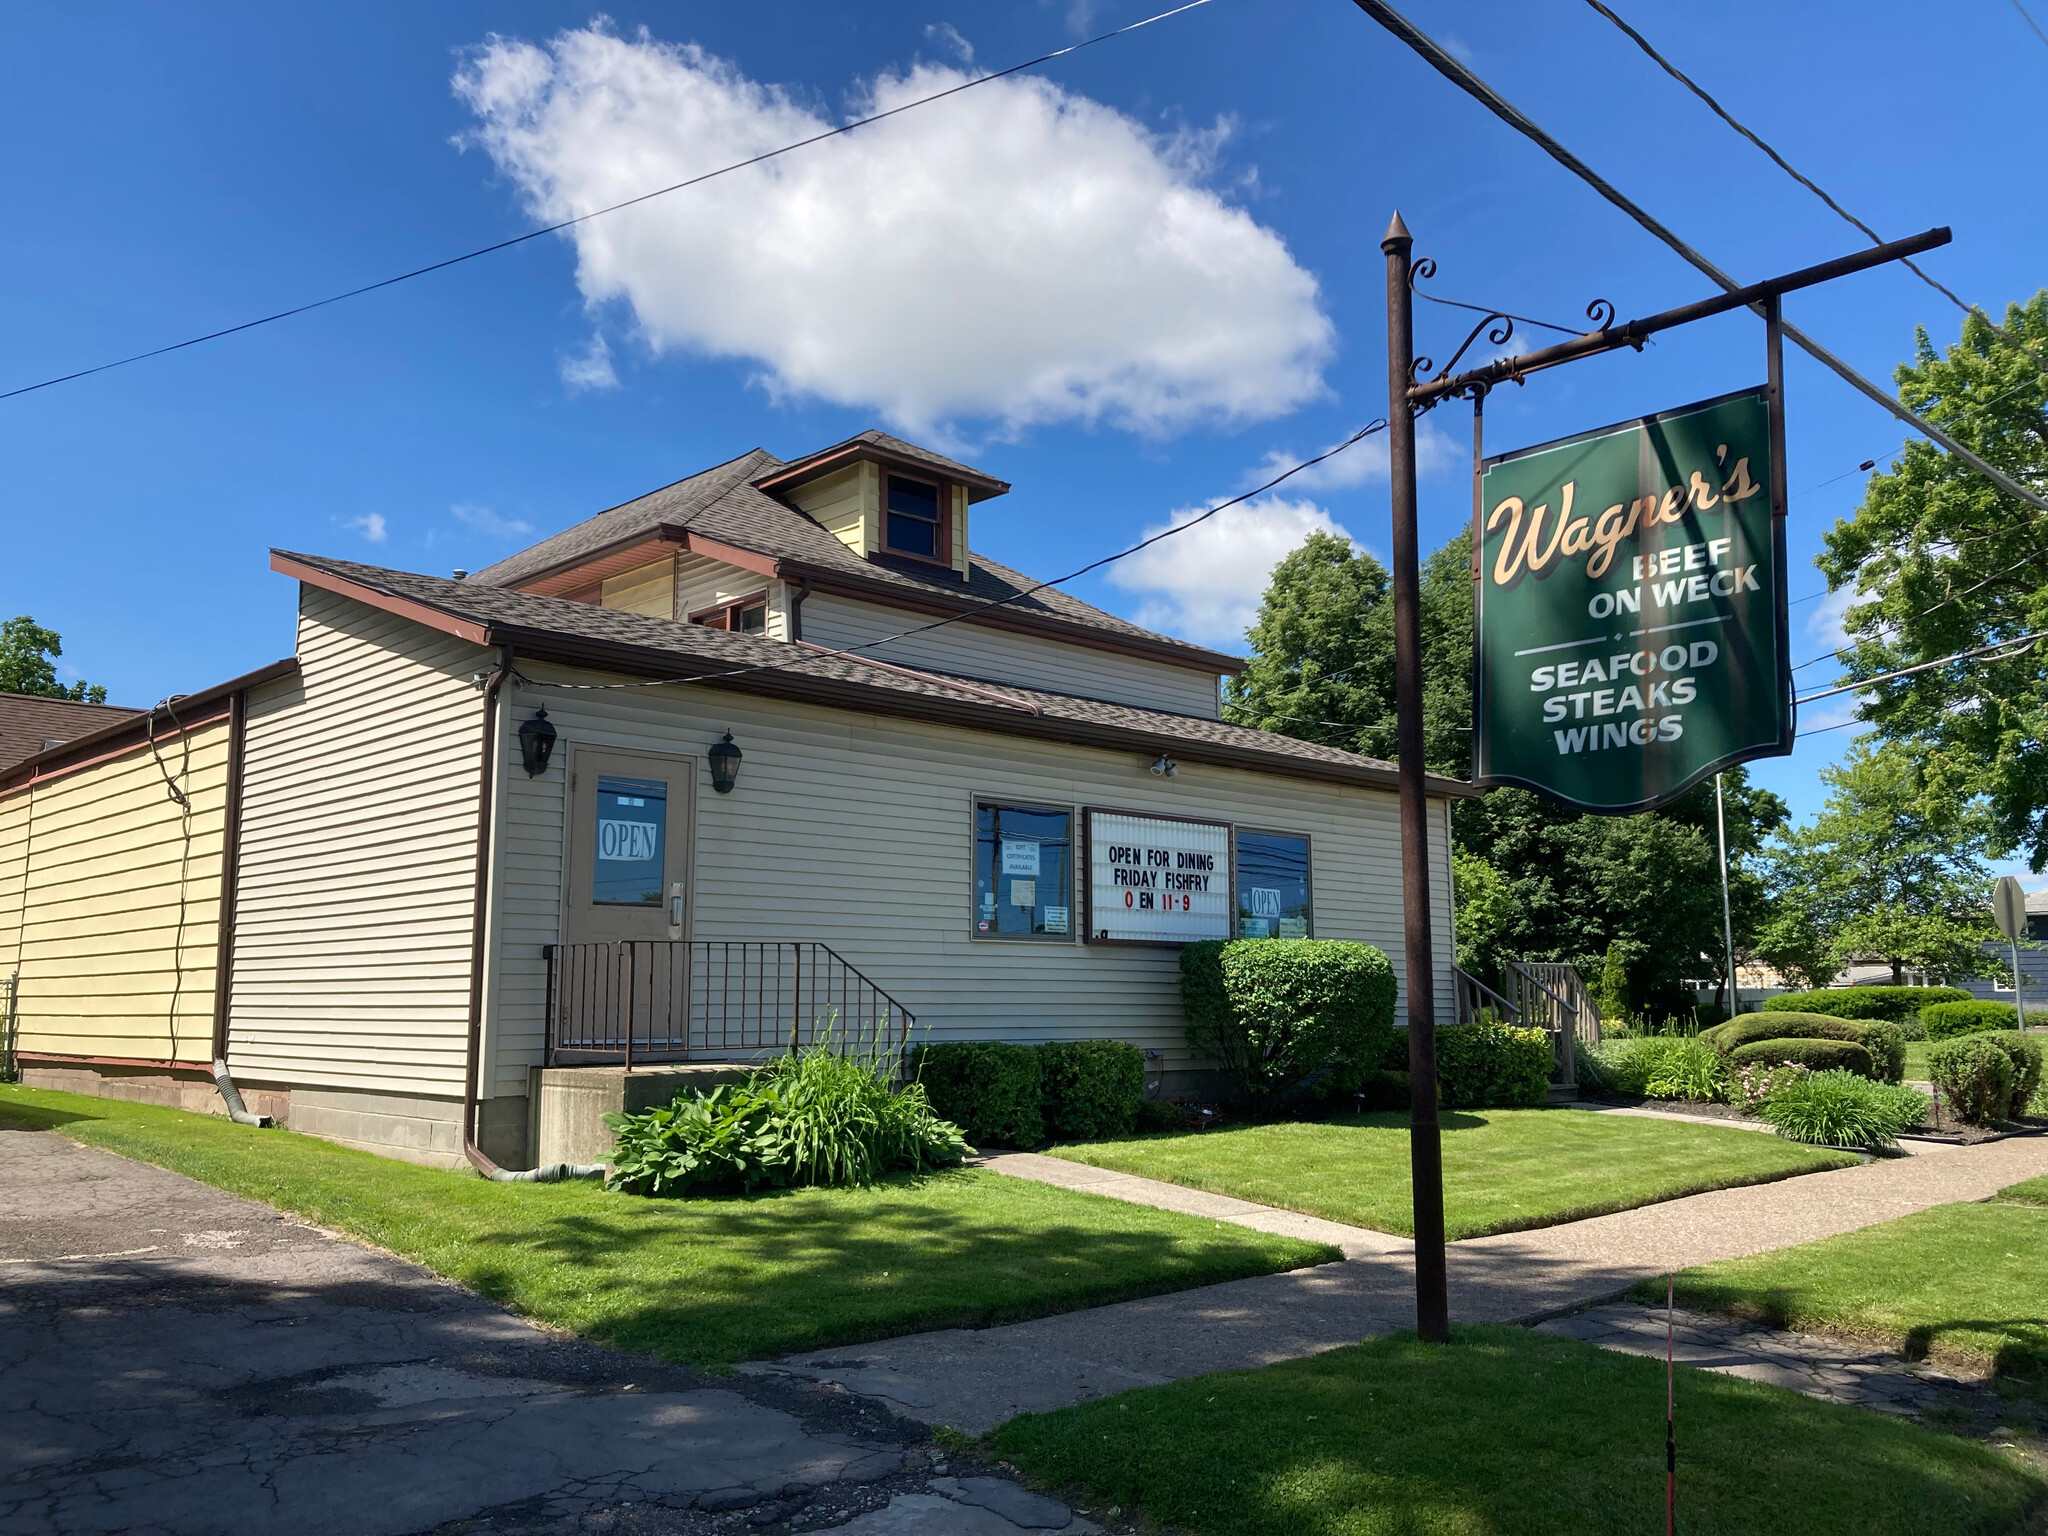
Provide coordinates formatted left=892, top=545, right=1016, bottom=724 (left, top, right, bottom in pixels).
left=3, top=431, right=1469, bottom=1171
left=0, top=693, right=142, bottom=773
left=1964, top=888, right=2048, bottom=1017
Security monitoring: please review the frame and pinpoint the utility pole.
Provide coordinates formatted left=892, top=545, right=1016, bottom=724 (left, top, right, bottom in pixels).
left=1383, top=211, right=1449, bottom=1344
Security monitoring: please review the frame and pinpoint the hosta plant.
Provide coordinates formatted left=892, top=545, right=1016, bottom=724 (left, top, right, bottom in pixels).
left=1757, top=1069, right=1928, bottom=1149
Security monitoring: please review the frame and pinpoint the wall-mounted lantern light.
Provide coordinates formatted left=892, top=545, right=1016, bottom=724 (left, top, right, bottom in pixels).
left=709, top=731, right=743, bottom=794
left=517, top=709, right=557, bottom=777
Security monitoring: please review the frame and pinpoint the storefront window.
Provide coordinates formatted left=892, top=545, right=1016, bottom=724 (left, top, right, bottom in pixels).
left=594, top=775, right=667, bottom=906
left=1235, top=830, right=1311, bottom=939
left=974, top=801, right=1073, bottom=939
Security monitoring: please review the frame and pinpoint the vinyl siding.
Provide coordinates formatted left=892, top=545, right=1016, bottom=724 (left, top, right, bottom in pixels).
left=486, top=662, right=1455, bottom=1096
left=800, top=593, right=1222, bottom=717
left=226, top=587, right=489, bottom=1095
left=674, top=553, right=790, bottom=641
left=782, top=464, right=868, bottom=556
left=0, top=717, right=231, bottom=1062
left=600, top=557, right=675, bottom=617
left=950, top=484, right=969, bottom=576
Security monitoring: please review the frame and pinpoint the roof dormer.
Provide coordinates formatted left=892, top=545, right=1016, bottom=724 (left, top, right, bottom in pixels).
left=754, top=431, right=1007, bottom=584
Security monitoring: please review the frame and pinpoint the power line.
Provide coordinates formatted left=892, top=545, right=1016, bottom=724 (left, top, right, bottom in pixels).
left=0, top=0, right=1217, bottom=404
left=1793, top=629, right=2048, bottom=706
left=2014, top=0, right=2048, bottom=50
left=1345, top=0, right=2048, bottom=517
left=518, top=417, right=1388, bottom=697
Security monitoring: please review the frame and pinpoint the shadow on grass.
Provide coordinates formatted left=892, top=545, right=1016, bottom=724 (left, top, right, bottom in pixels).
left=453, top=1168, right=1321, bottom=1366
left=0, top=1100, right=102, bottom=1131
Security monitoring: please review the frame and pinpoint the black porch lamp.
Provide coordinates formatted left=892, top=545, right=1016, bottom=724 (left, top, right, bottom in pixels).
left=516, top=709, right=557, bottom=777
left=708, top=731, right=743, bottom=794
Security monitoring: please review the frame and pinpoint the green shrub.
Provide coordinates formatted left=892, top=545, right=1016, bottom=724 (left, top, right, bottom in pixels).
left=1929, top=1035, right=2015, bottom=1125
left=1038, top=1040, right=1144, bottom=1141
left=604, top=1042, right=969, bottom=1196
left=1921, top=1000, right=2020, bottom=1041
left=1131, top=1098, right=1189, bottom=1133
left=1986, top=1032, right=2044, bottom=1118
left=1434, top=1022, right=1553, bottom=1108
left=1727, top=1037, right=1877, bottom=1079
left=1701, top=1012, right=1903, bottom=1083
left=909, top=1040, right=1043, bottom=1146
left=1757, top=1070, right=1928, bottom=1148
left=1635, top=1036, right=1729, bottom=1101
left=1355, top=1068, right=1411, bottom=1111
left=1181, top=939, right=1398, bottom=1102
left=1763, top=986, right=1972, bottom=1024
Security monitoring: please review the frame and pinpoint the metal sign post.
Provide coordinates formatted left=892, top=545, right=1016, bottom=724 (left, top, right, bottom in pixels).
left=1994, top=875, right=2030, bottom=1029
left=1382, top=219, right=1951, bottom=1342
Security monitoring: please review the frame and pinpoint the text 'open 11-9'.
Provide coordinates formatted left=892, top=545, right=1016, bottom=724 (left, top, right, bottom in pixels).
left=1473, top=387, right=1793, bottom=812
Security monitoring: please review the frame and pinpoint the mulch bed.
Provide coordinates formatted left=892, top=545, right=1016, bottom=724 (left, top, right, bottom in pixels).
left=1588, top=1093, right=2048, bottom=1147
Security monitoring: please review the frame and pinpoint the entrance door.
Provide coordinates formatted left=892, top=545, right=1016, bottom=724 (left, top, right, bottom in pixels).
left=560, top=747, right=695, bottom=1060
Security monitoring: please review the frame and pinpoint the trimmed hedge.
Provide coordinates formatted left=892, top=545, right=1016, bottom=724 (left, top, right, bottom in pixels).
left=1922, top=1000, right=2020, bottom=1041
left=910, top=1039, right=1151, bottom=1146
left=1700, top=1012, right=1904, bottom=1084
left=1984, top=1032, right=2045, bottom=1118
left=1727, top=1037, right=1877, bottom=1079
left=1929, top=1035, right=2014, bottom=1125
left=1181, top=939, right=1398, bottom=1101
left=909, top=1041, right=1042, bottom=1147
left=1038, top=1040, right=1145, bottom=1141
left=1762, top=986, right=1972, bottom=1024
left=1435, top=1021, right=1553, bottom=1109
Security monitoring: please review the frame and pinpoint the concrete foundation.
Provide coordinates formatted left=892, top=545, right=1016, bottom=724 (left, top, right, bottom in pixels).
left=18, top=1059, right=291, bottom=1125
left=531, top=1063, right=751, bottom=1166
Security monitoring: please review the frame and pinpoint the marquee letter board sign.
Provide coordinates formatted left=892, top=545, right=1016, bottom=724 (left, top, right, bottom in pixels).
left=1085, top=809, right=1231, bottom=944
left=1474, top=386, right=1793, bottom=813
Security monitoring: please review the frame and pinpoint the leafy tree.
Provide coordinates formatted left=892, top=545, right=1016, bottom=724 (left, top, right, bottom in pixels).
left=1817, top=294, right=2048, bottom=869
left=0, top=616, right=106, bottom=703
left=1763, top=741, right=1998, bottom=983
left=1229, top=528, right=1786, bottom=1015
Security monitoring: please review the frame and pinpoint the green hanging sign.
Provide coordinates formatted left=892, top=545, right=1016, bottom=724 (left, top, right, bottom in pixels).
left=1473, top=387, right=1792, bottom=813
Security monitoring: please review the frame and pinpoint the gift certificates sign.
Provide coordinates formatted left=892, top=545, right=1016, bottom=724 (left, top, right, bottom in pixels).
left=1474, top=387, right=1793, bottom=813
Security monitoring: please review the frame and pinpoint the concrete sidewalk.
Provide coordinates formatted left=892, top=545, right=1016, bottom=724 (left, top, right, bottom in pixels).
left=0, top=1124, right=1094, bottom=1536
left=771, top=1132, right=2048, bottom=1433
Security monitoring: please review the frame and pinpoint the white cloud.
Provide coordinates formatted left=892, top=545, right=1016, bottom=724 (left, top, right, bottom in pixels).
left=454, top=25, right=1332, bottom=436
left=343, top=512, right=388, bottom=543
left=1805, top=585, right=1855, bottom=659
left=1242, top=417, right=1460, bottom=493
left=1106, top=495, right=1356, bottom=649
left=924, top=22, right=973, bottom=63
left=560, top=332, right=618, bottom=392
left=452, top=504, right=537, bottom=538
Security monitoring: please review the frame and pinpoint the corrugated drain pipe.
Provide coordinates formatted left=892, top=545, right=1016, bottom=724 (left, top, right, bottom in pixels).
left=463, top=644, right=603, bottom=1183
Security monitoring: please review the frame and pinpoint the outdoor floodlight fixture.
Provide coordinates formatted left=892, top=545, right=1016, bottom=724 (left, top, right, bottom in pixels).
left=516, top=709, right=557, bottom=777
left=709, top=731, right=743, bottom=794
left=1149, top=753, right=1178, bottom=778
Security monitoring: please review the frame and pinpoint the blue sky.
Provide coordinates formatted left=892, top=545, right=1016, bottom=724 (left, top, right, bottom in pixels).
left=4, top=0, right=2042, bottom=873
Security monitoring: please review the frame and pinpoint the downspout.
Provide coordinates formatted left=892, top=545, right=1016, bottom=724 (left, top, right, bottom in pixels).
left=790, top=576, right=812, bottom=642
left=209, top=688, right=271, bottom=1127
left=463, top=645, right=602, bottom=1182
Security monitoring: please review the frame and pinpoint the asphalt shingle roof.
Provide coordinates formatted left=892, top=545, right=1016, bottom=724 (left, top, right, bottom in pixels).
left=0, top=693, right=143, bottom=773
left=279, top=551, right=1472, bottom=797
left=464, top=435, right=1232, bottom=668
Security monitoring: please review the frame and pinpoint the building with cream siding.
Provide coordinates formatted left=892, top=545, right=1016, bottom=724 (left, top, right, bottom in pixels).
left=4, top=430, right=1473, bottom=1170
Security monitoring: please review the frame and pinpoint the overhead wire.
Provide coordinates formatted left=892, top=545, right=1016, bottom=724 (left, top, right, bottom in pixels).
left=0, top=0, right=1218, bottom=404
left=1345, top=0, right=2048, bottom=516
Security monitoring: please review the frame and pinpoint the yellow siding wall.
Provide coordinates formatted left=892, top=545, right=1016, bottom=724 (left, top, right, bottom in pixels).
left=484, top=663, right=1455, bottom=1098
left=226, top=587, right=489, bottom=1096
left=0, top=718, right=231, bottom=1062
left=784, top=464, right=869, bottom=556
left=950, top=484, right=969, bottom=577
left=600, top=557, right=676, bottom=617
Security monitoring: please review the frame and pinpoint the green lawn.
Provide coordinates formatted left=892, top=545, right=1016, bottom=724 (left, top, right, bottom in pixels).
left=0, top=1085, right=1332, bottom=1368
left=1904, top=1040, right=1931, bottom=1081
left=1646, top=1178, right=2048, bottom=1378
left=987, top=1325, right=2041, bottom=1536
left=1049, top=1108, right=1856, bottom=1240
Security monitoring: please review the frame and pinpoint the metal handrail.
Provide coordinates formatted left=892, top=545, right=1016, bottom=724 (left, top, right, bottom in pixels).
left=542, top=939, right=914, bottom=1066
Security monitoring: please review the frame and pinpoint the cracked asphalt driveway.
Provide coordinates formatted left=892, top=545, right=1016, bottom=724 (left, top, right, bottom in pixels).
left=0, top=1122, right=1089, bottom=1536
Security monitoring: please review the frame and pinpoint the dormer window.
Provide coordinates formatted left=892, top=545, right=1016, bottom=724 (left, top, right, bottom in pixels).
left=884, top=473, right=944, bottom=560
